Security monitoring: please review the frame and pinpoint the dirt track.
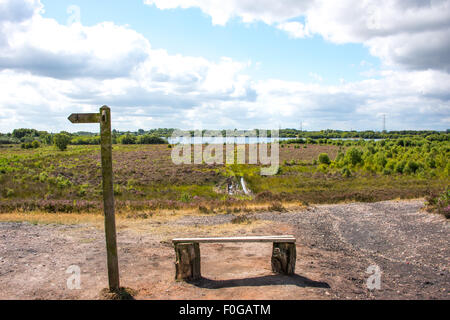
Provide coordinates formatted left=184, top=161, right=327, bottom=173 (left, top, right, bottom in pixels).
left=0, top=199, right=448, bottom=300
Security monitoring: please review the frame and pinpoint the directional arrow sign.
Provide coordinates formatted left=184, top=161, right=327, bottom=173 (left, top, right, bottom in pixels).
left=68, top=106, right=120, bottom=292
left=68, top=113, right=100, bottom=124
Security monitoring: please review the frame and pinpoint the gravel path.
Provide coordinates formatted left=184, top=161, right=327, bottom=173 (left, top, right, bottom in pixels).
left=251, top=199, right=449, bottom=299
left=0, top=199, right=448, bottom=299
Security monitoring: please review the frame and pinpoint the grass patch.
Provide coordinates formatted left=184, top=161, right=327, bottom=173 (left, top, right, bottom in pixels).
left=0, top=142, right=447, bottom=212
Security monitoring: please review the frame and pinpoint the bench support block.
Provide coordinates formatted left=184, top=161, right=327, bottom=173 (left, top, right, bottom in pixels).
left=271, top=242, right=296, bottom=275
left=174, top=243, right=201, bottom=281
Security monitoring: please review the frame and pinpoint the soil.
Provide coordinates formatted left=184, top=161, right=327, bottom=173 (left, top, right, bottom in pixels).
left=0, top=199, right=448, bottom=300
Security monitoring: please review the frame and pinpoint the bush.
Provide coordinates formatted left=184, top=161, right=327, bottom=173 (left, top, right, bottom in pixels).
left=386, top=159, right=397, bottom=171
left=21, top=141, right=40, bottom=149
left=12, top=128, right=39, bottom=139
left=21, top=142, right=33, bottom=149
left=118, top=134, right=137, bottom=145
left=54, top=133, right=71, bottom=151
left=318, top=153, right=331, bottom=165
left=0, top=136, right=19, bottom=144
left=405, top=160, right=419, bottom=174
left=31, top=140, right=40, bottom=148
left=375, top=153, right=387, bottom=168
left=137, top=135, right=167, bottom=144
left=346, top=147, right=363, bottom=166
left=395, top=160, right=406, bottom=174
left=71, top=136, right=100, bottom=145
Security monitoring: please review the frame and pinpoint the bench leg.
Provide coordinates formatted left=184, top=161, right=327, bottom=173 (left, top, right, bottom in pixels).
left=174, top=242, right=201, bottom=281
left=271, top=242, right=296, bottom=275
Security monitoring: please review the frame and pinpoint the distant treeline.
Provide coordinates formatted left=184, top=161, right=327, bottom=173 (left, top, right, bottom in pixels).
left=0, top=128, right=449, bottom=146
left=0, top=128, right=168, bottom=146
left=280, top=129, right=450, bottom=140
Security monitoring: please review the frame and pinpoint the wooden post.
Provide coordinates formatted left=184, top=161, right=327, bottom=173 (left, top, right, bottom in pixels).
left=271, top=242, right=296, bottom=275
left=174, top=243, right=201, bottom=281
left=68, top=106, right=120, bottom=292
left=99, top=106, right=120, bottom=292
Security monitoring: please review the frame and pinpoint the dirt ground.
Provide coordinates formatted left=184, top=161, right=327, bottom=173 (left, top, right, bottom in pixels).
left=0, top=199, right=448, bottom=300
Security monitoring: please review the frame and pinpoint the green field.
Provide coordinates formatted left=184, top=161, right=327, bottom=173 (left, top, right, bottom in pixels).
left=0, top=133, right=448, bottom=215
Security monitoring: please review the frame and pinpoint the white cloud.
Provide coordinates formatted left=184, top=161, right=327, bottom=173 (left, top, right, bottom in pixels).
left=144, top=0, right=310, bottom=25
left=0, top=0, right=448, bottom=133
left=145, top=0, right=450, bottom=73
left=0, top=14, right=151, bottom=79
left=277, top=21, right=310, bottom=38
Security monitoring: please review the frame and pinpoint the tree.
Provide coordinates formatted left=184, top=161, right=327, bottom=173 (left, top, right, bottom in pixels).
left=54, top=133, right=71, bottom=151
left=12, top=128, right=38, bottom=139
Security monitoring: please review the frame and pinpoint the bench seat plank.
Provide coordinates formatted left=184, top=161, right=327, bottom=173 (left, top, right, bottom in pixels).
left=172, top=235, right=296, bottom=244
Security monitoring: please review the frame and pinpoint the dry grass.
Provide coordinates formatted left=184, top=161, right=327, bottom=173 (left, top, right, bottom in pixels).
left=120, top=219, right=270, bottom=241
left=0, top=211, right=106, bottom=226
left=0, top=210, right=271, bottom=242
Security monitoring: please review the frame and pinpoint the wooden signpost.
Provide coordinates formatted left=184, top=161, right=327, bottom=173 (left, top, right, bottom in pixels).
left=68, top=105, right=120, bottom=292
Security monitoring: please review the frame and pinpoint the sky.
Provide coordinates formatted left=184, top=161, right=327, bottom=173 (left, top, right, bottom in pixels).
left=0, top=0, right=449, bottom=132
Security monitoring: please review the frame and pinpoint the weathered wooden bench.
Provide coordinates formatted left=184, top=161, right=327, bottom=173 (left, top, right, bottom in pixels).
left=172, top=235, right=296, bottom=281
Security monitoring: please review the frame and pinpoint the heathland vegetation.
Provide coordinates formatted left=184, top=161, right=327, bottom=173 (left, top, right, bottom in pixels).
left=0, top=129, right=448, bottom=218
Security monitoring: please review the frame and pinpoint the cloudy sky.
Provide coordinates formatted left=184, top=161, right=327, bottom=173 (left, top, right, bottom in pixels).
left=0, top=0, right=449, bottom=132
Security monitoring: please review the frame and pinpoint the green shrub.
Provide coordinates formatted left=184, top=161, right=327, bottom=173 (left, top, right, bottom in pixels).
left=375, top=153, right=387, bottom=168
left=21, top=140, right=40, bottom=149
left=54, top=133, right=71, bottom=151
left=71, top=136, right=100, bottom=145
left=395, top=160, right=407, bottom=174
left=386, top=159, right=397, bottom=171
left=318, top=153, right=331, bottom=165
left=0, top=136, right=19, bottom=144
left=137, top=135, right=167, bottom=144
left=118, top=134, right=137, bottom=145
left=21, top=142, right=33, bottom=149
left=405, top=160, right=419, bottom=174
left=346, top=147, right=363, bottom=166
left=426, top=157, right=436, bottom=169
